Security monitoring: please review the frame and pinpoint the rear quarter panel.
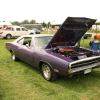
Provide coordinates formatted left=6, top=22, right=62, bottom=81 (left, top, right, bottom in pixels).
left=6, top=42, right=20, bottom=57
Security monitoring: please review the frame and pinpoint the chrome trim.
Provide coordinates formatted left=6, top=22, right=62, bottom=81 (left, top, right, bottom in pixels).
left=71, top=62, right=100, bottom=73
left=69, top=56, right=100, bottom=66
left=69, top=56, right=100, bottom=74
left=71, top=59, right=99, bottom=68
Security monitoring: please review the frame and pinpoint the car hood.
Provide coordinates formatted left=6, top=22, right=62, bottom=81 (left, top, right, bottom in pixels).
left=46, top=17, right=96, bottom=48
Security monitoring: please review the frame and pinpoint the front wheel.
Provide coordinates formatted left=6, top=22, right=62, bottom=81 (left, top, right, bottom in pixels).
left=41, top=63, right=58, bottom=81
left=30, top=33, right=34, bottom=35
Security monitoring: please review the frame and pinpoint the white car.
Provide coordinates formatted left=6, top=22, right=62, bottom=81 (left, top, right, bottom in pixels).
left=0, top=26, right=35, bottom=39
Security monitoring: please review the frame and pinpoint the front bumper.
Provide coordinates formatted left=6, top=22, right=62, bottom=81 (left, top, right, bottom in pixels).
left=68, top=56, right=100, bottom=74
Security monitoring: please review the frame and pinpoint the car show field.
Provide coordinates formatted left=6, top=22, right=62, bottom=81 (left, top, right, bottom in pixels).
left=1, top=0, right=100, bottom=99
left=0, top=33, right=100, bottom=100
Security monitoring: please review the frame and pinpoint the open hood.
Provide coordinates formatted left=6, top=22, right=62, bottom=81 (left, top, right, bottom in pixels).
left=46, top=17, right=96, bottom=48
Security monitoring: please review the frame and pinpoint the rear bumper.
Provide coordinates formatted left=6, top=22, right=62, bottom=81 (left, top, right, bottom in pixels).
left=0, top=35, right=4, bottom=38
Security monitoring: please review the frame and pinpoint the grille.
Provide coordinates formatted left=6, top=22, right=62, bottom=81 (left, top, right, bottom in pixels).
left=69, top=56, right=100, bottom=73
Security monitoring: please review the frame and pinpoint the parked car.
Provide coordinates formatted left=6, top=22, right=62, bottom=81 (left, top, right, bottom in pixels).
left=6, top=17, right=100, bottom=81
left=32, top=28, right=40, bottom=34
left=83, top=33, right=92, bottom=39
left=0, top=26, right=35, bottom=39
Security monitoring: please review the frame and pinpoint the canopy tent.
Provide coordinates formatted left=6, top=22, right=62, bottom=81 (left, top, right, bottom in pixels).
left=94, top=21, right=100, bottom=25
left=0, top=21, right=12, bottom=26
left=94, top=21, right=100, bottom=30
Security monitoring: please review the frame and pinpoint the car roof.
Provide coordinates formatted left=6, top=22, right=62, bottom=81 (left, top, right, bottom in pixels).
left=16, top=34, right=53, bottom=39
left=23, top=34, right=53, bottom=37
left=14, top=34, right=54, bottom=42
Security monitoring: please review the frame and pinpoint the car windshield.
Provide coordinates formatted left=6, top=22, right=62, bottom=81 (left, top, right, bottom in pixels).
left=34, top=36, right=53, bottom=48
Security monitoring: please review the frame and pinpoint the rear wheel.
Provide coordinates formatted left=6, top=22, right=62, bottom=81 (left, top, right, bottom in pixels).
left=11, top=52, right=19, bottom=61
left=41, top=63, right=58, bottom=81
left=6, top=34, right=12, bottom=39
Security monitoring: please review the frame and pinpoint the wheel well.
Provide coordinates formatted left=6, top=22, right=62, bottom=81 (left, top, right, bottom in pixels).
left=6, top=34, right=12, bottom=36
left=39, top=61, right=52, bottom=70
left=10, top=50, right=13, bottom=54
left=30, top=32, right=33, bottom=34
left=39, top=61, right=43, bottom=69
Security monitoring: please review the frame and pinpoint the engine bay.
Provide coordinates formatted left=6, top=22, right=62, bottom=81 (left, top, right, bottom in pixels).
left=52, top=46, right=95, bottom=61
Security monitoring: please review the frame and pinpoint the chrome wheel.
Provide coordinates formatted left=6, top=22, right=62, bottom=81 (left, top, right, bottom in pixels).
left=12, top=54, right=16, bottom=60
left=42, top=64, right=51, bottom=80
left=41, top=63, right=58, bottom=81
left=11, top=52, right=19, bottom=61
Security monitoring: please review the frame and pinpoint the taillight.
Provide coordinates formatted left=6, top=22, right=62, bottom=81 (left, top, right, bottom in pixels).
left=0, top=32, right=3, bottom=34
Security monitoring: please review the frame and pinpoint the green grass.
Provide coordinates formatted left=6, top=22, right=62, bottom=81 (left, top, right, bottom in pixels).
left=0, top=38, right=100, bottom=100
left=41, top=30, right=57, bottom=34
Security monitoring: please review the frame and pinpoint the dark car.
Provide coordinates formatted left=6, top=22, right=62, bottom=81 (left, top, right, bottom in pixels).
left=32, top=28, right=40, bottom=34
left=6, top=17, right=100, bottom=81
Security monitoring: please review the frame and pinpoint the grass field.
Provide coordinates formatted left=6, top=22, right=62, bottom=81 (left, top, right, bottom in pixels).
left=0, top=37, right=100, bottom=100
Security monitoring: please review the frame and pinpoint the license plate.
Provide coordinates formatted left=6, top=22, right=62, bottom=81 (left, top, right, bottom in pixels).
left=84, top=68, right=91, bottom=74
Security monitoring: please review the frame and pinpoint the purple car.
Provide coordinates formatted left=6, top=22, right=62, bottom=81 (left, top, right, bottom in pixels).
left=6, top=17, right=100, bottom=81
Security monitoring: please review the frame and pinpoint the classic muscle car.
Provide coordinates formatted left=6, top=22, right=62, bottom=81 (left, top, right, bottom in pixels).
left=6, top=17, right=100, bottom=81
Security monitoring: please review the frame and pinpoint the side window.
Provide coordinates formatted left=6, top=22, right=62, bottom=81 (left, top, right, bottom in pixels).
left=16, top=28, right=21, bottom=31
left=22, top=28, right=25, bottom=31
left=25, top=28, right=28, bottom=31
left=17, top=38, right=24, bottom=45
left=17, top=37, right=32, bottom=46
left=22, top=28, right=28, bottom=31
left=23, top=37, right=32, bottom=46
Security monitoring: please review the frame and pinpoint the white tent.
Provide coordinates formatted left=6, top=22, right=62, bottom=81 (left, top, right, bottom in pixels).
left=0, top=21, right=12, bottom=26
left=50, top=20, right=62, bottom=25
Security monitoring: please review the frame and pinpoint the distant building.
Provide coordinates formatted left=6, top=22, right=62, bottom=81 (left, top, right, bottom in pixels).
left=92, top=21, right=100, bottom=30
left=20, top=24, right=42, bottom=30
left=50, top=21, right=61, bottom=30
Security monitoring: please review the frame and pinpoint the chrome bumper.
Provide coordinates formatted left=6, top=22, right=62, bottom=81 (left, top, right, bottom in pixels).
left=68, top=56, right=100, bottom=74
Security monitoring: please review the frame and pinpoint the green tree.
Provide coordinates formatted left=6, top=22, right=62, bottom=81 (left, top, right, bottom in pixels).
left=47, top=22, right=51, bottom=28
left=11, top=21, right=20, bottom=25
left=30, top=20, right=36, bottom=24
left=21, top=20, right=29, bottom=24
left=42, top=22, right=47, bottom=27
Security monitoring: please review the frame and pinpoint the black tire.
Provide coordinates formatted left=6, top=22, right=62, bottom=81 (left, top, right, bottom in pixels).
left=41, top=63, right=58, bottom=81
left=11, top=52, right=19, bottom=61
left=6, top=34, right=12, bottom=39
left=30, top=33, right=34, bottom=35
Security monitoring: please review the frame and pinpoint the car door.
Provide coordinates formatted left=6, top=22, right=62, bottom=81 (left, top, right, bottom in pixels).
left=15, top=27, right=22, bottom=37
left=21, top=27, right=29, bottom=35
left=17, top=37, right=34, bottom=64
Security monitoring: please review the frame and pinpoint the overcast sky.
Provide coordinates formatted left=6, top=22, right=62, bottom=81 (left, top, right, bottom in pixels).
left=0, top=0, right=100, bottom=23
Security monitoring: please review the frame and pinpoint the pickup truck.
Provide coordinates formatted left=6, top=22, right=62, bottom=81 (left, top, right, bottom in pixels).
left=0, top=26, right=35, bottom=39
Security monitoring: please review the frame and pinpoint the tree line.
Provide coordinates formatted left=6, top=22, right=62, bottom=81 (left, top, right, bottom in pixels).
left=11, top=19, right=51, bottom=28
